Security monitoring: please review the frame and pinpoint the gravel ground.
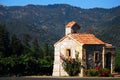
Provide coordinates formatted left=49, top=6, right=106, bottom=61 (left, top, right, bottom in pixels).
left=0, top=77, right=120, bottom=80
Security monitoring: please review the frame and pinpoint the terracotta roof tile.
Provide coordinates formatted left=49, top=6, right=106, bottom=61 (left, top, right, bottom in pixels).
left=66, top=21, right=77, bottom=28
left=70, top=33, right=105, bottom=44
left=105, top=43, right=112, bottom=47
left=54, top=33, right=106, bottom=46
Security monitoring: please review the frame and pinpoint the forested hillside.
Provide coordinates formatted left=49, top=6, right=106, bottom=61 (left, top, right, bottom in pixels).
left=0, top=4, right=120, bottom=46
left=0, top=25, right=53, bottom=76
left=95, top=16, right=120, bottom=47
left=0, top=4, right=120, bottom=76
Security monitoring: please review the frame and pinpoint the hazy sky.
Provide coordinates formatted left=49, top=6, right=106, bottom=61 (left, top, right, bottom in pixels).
left=0, top=0, right=120, bottom=8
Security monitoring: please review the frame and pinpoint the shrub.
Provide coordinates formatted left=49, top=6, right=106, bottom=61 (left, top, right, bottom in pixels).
left=84, top=68, right=112, bottom=77
left=60, top=54, right=81, bottom=76
left=115, top=48, right=120, bottom=73
left=84, top=69, right=99, bottom=77
left=115, top=64, right=120, bottom=73
left=100, top=68, right=111, bottom=77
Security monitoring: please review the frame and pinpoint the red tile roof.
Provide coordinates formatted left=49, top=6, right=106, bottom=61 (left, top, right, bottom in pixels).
left=105, top=43, right=112, bottom=47
left=66, top=21, right=78, bottom=28
left=69, top=33, right=105, bottom=44
left=54, top=33, right=105, bottom=46
left=55, top=20, right=112, bottom=46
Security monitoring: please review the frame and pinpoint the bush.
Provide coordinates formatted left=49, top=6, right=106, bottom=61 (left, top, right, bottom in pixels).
left=60, top=54, right=81, bottom=76
left=62, top=58, right=80, bottom=76
left=100, top=68, right=110, bottom=77
left=84, top=68, right=112, bottom=77
left=0, top=54, right=53, bottom=76
left=115, top=64, right=120, bottom=73
left=84, top=69, right=99, bottom=77
left=115, top=48, right=120, bottom=73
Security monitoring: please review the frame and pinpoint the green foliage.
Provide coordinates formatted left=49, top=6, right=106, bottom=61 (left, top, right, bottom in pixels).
left=31, top=37, right=42, bottom=58
left=0, top=25, right=10, bottom=57
left=61, top=56, right=81, bottom=76
left=95, top=16, right=120, bottom=47
left=62, top=59, right=81, bottom=76
left=0, top=25, right=53, bottom=76
left=10, top=34, right=24, bottom=56
left=84, top=69, right=99, bottom=77
left=1, top=5, right=120, bottom=47
left=100, top=68, right=111, bottom=77
left=115, top=48, right=120, bottom=73
left=84, top=68, right=111, bottom=77
left=0, top=54, right=53, bottom=76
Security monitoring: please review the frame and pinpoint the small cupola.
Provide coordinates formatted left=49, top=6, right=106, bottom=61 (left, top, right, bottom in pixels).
left=65, top=21, right=81, bottom=35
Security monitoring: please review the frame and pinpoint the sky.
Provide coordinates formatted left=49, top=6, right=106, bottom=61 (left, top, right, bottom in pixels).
left=0, top=0, right=120, bottom=9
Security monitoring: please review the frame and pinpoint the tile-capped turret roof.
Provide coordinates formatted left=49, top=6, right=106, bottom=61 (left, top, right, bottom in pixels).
left=66, top=21, right=78, bottom=28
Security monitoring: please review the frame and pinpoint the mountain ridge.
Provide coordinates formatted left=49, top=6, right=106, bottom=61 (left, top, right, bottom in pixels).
left=0, top=4, right=120, bottom=46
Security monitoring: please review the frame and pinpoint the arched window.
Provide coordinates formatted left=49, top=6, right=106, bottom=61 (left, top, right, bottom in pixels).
left=66, top=49, right=71, bottom=58
left=94, top=51, right=100, bottom=62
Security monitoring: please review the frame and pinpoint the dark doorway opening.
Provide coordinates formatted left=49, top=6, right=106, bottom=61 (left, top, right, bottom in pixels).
left=105, top=53, right=111, bottom=70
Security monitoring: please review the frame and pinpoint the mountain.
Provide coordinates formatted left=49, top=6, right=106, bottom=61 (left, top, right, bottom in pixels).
left=0, top=4, right=120, bottom=46
left=95, top=15, right=120, bottom=47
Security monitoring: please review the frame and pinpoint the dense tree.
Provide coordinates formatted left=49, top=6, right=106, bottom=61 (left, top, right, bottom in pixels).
left=23, top=33, right=32, bottom=54
left=10, top=34, right=24, bottom=56
left=32, top=37, right=40, bottom=58
left=0, top=25, right=10, bottom=57
left=115, top=48, right=120, bottom=73
left=0, top=25, right=53, bottom=76
left=23, top=33, right=31, bottom=47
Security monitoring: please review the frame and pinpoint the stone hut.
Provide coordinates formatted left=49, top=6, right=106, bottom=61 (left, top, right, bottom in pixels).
left=52, top=21, right=115, bottom=77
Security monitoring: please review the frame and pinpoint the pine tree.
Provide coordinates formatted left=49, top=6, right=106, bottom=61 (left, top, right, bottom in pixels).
left=0, top=25, right=10, bottom=57
left=23, top=33, right=31, bottom=54
left=10, top=34, right=24, bottom=56
left=32, top=37, right=40, bottom=58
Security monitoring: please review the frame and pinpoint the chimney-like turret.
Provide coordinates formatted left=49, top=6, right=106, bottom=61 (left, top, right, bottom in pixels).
left=65, top=21, right=81, bottom=35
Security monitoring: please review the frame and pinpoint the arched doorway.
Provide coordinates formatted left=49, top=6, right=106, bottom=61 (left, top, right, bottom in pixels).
left=105, top=52, right=111, bottom=70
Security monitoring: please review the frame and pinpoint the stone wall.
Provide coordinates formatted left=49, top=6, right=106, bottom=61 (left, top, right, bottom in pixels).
left=52, top=37, right=83, bottom=76
left=83, top=45, right=104, bottom=69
